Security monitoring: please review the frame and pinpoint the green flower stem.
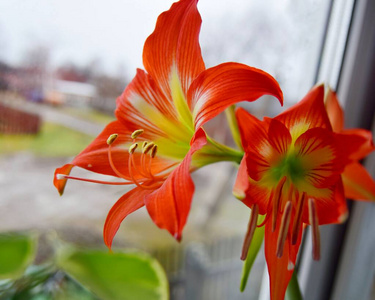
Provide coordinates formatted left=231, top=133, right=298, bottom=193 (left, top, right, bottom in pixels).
left=286, top=270, right=303, bottom=300
left=205, top=135, right=243, bottom=161
left=225, top=105, right=243, bottom=151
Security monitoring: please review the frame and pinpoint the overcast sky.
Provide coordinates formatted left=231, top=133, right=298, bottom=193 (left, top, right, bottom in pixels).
left=0, top=0, right=253, bottom=76
left=0, top=0, right=329, bottom=103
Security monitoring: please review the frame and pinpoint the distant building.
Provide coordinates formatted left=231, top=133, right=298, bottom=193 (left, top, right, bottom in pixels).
left=44, top=79, right=97, bottom=107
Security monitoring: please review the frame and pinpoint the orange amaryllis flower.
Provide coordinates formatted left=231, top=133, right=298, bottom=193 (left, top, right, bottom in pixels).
left=54, top=0, right=283, bottom=248
left=325, top=88, right=375, bottom=200
left=233, top=84, right=374, bottom=300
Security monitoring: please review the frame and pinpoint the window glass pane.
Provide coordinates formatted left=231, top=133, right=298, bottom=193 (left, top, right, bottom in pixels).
left=0, top=1, right=332, bottom=299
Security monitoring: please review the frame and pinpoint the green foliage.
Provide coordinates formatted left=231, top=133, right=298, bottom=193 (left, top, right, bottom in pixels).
left=286, top=271, right=303, bottom=300
left=0, top=233, right=169, bottom=300
left=0, top=233, right=37, bottom=280
left=0, top=122, right=94, bottom=157
left=57, top=248, right=169, bottom=300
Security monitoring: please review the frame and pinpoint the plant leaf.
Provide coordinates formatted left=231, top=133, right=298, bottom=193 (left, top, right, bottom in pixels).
left=57, top=247, right=169, bottom=300
left=0, top=232, right=37, bottom=280
left=286, top=270, right=303, bottom=300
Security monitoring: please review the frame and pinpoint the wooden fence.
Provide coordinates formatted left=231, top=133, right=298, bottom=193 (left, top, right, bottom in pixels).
left=0, top=103, right=41, bottom=134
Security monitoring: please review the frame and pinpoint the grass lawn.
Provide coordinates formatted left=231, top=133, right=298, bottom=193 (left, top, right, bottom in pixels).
left=0, top=122, right=95, bottom=157
left=57, top=106, right=115, bottom=125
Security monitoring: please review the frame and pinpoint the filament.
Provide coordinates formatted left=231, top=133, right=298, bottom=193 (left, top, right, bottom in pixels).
left=56, top=174, right=133, bottom=185
left=308, top=198, right=321, bottom=260
left=272, top=176, right=287, bottom=232
left=241, top=204, right=259, bottom=260
left=276, top=201, right=292, bottom=258
left=292, top=192, right=306, bottom=245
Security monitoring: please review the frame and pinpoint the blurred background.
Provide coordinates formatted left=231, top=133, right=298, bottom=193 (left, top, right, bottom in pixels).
left=2, top=0, right=367, bottom=299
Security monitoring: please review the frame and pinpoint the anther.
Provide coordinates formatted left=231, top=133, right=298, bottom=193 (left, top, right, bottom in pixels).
left=276, top=201, right=292, bottom=258
left=142, top=141, right=148, bottom=149
left=292, top=192, right=306, bottom=245
left=107, top=134, right=118, bottom=145
left=143, top=142, right=155, bottom=154
left=308, top=198, right=320, bottom=260
left=128, top=143, right=138, bottom=154
left=272, top=176, right=287, bottom=232
left=131, top=129, right=144, bottom=139
left=151, top=144, right=158, bottom=158
left=241, top=204, right=259, bottom=260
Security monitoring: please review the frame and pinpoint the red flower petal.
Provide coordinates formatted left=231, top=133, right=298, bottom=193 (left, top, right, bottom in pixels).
left=268, top=119, right=292, bottom=154
left=189, top=62, right=283, bottom=129
left=340, top=129, right=375, bottom=160
left=236, top=108, right=271, bottom=181
left=295, top=127, right=344, bottom=188
left=233, top=156, right=250, bottom=200
left=103, top=187, right=150, bottom=249
left=335, top=130, right=374, bottom=163
left=241, top=179, right=272, bottom=215
left=233, top=154, right=271, bottom=214
left=302, top=179, right=348, bottom=225
left=325, top=88, right=344, bottom=132
left=276, top=84, right=332, bottom=134
left=143, top=0, right=204, bottom=99
left=53, top=121, right=131, bottom=194
left=342, top=162, right=375, bottom=200
left=116, top=69, right=190, bottom=141
left=144, top=128, right=207, bottom=239
left=264, top=217, right=302, bottom=300
left=53, top=164, right=73, bottom=195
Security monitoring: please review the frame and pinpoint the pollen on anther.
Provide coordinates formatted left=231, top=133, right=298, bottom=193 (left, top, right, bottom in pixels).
left=151, top=145, right=158, bottom=158
left=143, top=142, right=155, bottom=154
left=131, top=129, right=144, bottom=139
left=107, top=134, right=118, bottom=145
left=129, top=143, right=139, bottom=154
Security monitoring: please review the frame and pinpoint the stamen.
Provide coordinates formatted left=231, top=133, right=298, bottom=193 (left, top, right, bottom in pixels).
left=142, top=141, right=148, bottom=149
left=131, top=129, right=144, bottom=139
left=151, top=144, right=158, bottom=158
left=272, top=176, right=287, bottom=232
left=308, top=198, right=321, bottom=260
left=108, top=143, right=133, bottom=181
left=276, top=201, right=292, bottom=258
left=129, top=143, right=138, bottom=154
left=56, top=174, right=133, bottom=185
left=292, top=192, right=306, bottom=245
left=107, top=133, right=118, bottom=145
left=143, top=142, right=155, bottom=154
left=241, top=204, right=259, bottom=260
left=128, top=154, right=163, bottom=190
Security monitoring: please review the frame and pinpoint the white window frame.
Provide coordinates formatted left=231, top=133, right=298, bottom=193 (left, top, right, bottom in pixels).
left=299, top=0, right=375, bottom=299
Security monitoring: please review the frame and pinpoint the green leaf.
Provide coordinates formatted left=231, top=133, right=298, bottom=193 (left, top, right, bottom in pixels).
left=286, top=270, right=303, bottom=300
left=240, top=215, right=265, bottom=292
left=0, top=232, right=37, bottom=280
left=57, top=248, right=169, bottom=300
